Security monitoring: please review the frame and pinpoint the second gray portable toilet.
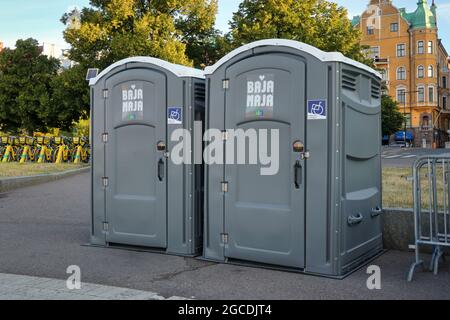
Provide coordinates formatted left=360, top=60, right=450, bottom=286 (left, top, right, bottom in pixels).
left=90, top=57, right=205, bottom=256
left=203, top=39, right=383, bottom=277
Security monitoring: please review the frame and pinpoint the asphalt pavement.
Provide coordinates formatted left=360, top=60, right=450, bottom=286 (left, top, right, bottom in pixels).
left=382, top=146, right=450, bottom=167
left=0, top=172, right=449, bottom=300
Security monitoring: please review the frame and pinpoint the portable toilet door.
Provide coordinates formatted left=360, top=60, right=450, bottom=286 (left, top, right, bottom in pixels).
left=90, top=57, right=205, bottom=256
left=219, top=49, right=307, bottom=269
left=203, top=39, right=382, bottom=277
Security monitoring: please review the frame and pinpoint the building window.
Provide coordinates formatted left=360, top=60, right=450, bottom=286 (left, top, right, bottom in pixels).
left=397, top=44, right=406, bottom=57
left=397, top=67, right=406, bottom=80
left=428, top=65, right=434, bottom=78
left=397, top=88, right=406, bottom=104
left=428, top=41, right=433, bottom=54
left=444, top=96, right=448, bottom=110
left=418, top=41, right=425, bottom=54
left=418, top=86, right=425, bottom=103
left=429, top=86, right=435, bottom=103
left=369, top=46, right=380, bottom=59
left=418, top=65, right=424, bottom=78
left=443, top=76, right=447, bottom=89
left=367, top=26, right=374, bottom=35
left=390, top=23, right=399, bottom=32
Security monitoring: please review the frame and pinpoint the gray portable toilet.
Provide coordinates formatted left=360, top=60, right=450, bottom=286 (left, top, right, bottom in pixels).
left=203, top=39, right=383, bottom=277
left=89, top=57, right=205, bottom=256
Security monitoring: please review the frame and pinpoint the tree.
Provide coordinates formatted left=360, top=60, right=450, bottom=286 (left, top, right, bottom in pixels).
left=55, top=0, right=219, bottom=131
left=0, top=38, right=60, bottom=134
left=50, top=64, right=91, bottom=131
left=62, top=0, right=218, bottom=69
left=228, top=0, right=371, bottom=64
left=381, top=94, right=404, bottom=137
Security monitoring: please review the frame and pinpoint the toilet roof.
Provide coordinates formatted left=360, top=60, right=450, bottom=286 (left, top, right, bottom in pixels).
left=90, top=56, right=204, bottom=86
left=204, top=39, right=381, bottom=79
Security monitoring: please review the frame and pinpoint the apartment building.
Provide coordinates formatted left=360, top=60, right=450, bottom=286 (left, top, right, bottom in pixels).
left=352, top=0, right=450, bottom=147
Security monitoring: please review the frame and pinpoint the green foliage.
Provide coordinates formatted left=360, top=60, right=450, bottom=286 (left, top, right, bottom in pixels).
left=0, top=38, right=60, bottom=134
left=50, top=64, right=90, bottom=131
left=62, top=0, right=218, bottom=69
left=382, top=94, right=405, bottom=137
left=55, top=0, right=219, bottom=131
left=228, top=0, right=371, bottom=64
left=73, top=119, right=90, bottom=137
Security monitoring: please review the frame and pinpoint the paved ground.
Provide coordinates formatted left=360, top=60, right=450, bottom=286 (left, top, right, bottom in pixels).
left=0, top=172, right=449, bottom=300
left=382, top=147, right=450, bottom=167
left=0, top=273, right=186, bottom=300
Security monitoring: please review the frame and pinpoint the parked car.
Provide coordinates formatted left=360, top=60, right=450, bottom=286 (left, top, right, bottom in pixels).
left=393, top=131, right=414, bottom=148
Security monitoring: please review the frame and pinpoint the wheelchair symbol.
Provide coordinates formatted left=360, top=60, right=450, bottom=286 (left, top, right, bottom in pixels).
left=311, top=102, right=325, bottom=116
left=169, top=109, right=181, bottom=121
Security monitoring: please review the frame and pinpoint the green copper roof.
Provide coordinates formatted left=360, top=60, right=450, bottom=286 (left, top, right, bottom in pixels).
left=400, top=0, right=437, bottom=30
left=351, top=16, right=360, bottom=27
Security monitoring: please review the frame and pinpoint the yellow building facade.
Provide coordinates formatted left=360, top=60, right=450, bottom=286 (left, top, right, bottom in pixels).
left=353, top=0, right=450, bottom=147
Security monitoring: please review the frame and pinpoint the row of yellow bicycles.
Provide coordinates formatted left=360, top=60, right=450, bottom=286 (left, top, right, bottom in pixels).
left=0, top=136, right=90, bottom=164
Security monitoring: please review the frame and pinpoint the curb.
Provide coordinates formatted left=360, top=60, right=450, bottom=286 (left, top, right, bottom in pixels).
left=0, top=167, right=90, bottom=193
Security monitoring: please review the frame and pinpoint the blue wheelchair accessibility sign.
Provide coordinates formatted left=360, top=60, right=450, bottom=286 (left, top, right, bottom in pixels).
left=168, top=107, right=183, bottom=125
left=307, top=100, right=327, bottom=120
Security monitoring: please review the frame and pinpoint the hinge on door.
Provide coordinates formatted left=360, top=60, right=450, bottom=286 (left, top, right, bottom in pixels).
left=222, top=130, right=229, bottom=141
left=221, top=181, right=229, bottom=193
left=221, top=233, right=229, bottom=244
left=103, top=89, right=109, bottom=99
left=103, top=222, right=109, bottom=231
left=222, top=79, right=230, bottom=90
left=102, top=133, right=108, bottom=143
left=102, top=177, right=109, bottom=188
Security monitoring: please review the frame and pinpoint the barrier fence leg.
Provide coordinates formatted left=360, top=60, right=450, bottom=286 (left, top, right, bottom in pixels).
left=408, top=246, right=424, bottom=282
left=430, top=246, right=444, bottom=275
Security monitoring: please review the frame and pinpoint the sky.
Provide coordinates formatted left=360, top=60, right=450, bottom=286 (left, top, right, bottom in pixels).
left=0, top=0, right=449, bottom=50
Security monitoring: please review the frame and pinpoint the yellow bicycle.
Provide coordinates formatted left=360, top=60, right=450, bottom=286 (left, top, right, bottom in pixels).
left=53, top=136, right=71, bottom=163
left=35, top=136, right=54, bottom=163
left=72, top=137, right=90, bottom=164
left=0, top=136, right=8, bottom=160
left=2, top=136, right=20, bottom=163
left=17, top=136, right=37, bottom=163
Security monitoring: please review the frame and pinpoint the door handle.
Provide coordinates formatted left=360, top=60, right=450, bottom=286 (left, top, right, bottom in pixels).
left=371, top=206, right=383, bottom=218
left=294, top=161, right=302, bottom=189
left=348, top=213, right=364, bottom=226
left=158, top=158, right=165, bottom=181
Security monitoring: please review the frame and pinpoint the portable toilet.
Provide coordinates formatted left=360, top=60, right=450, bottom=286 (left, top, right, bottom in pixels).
left=90, top=57, right=205, bottom=256
left=203, top=39, right=383, bottom=277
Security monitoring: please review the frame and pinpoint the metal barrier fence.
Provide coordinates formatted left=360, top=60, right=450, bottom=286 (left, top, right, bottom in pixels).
left=408, top=155, right=450, bottom=281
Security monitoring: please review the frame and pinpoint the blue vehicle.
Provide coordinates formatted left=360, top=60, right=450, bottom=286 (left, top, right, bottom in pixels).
left=394, top=131, right=414, bottom=147
left=395, top=131, right=414, bottom=142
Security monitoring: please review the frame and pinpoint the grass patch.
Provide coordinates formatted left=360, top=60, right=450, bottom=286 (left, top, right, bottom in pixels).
left=0, top=163, right=87, bottom=178
left=382, top=167, right=412, bottom=209
left=383, top=166, right=450, bottom=210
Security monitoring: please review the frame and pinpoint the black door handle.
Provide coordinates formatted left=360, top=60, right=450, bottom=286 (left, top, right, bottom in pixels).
left=294, top=161, right=302, bottom=189
left=158, top=158, right=165, bottom=181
